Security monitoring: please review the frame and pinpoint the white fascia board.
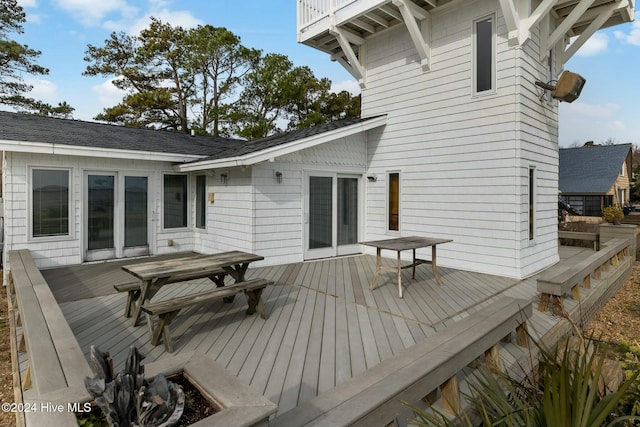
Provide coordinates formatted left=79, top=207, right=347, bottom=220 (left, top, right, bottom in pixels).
left=177, top=115, right=388, bottom=172
left=0, top=139, right=204, bottom=163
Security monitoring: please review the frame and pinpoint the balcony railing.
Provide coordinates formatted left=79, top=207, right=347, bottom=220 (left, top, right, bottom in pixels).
left=298, top=0, right=357, bottom=30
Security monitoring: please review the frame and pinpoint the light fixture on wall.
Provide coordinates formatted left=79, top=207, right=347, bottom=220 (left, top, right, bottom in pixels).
left=275, top=171, right=283, bottom=184
left=220, top=172, right=228, bottom=185
left=367, top=174, right=377, bottom=182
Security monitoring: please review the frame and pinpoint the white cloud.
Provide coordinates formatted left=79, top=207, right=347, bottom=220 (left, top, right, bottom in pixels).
left=124, top=9, right=203, bottom=35
left=574, top=32, right=609, bottom=57
left=563, top=101, right=620, bottom=117
left=53, top=0, right=138, bottom=27
left=17, top=0, right=37, bottom=8
left=609, top=120, right=625, bottom=131
left=331, top=79, right=361, bottom=95
left=24, top=77, right=59, bottom=102
left=614, top=20, right=640, bottom=46
left=92, top=78, right=127, bottom=108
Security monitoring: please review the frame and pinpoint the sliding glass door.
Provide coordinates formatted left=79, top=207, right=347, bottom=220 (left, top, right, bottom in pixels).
left=305, top=173, right=361, bottom=260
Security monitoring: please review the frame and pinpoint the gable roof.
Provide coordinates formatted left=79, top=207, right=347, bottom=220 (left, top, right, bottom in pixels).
left=559, top=143, right=632, bottom=195
left=0, top=111, right=386, bottom=165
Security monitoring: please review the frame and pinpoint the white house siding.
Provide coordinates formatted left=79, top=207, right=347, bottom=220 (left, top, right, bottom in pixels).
left=1, top=152, right=197, bottom=270
left=192, top=166, right=254, bottom=255
left=251, top=135, right=367, bottom=266
left=361, top=0, right=559, bottom=279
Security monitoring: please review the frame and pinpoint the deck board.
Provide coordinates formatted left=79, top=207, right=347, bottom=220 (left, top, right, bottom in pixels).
left=38, top=249, right=608, bottom=418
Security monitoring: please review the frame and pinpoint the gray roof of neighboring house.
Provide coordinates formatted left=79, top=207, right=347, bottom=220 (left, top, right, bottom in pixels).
left=559, top=143, right=632, bottom=195
left=0, top=110, right=379, bottom=159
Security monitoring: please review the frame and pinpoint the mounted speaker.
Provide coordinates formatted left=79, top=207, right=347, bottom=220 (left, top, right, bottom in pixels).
left=551, top=71, right=586, bottom=103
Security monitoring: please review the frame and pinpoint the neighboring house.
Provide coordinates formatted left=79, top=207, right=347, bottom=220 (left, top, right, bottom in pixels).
left=0, top=0, right=635, bottom=281
left=559, top=143, right=633, bottom=217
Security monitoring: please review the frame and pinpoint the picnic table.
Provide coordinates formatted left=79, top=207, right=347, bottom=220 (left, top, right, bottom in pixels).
left=360, top=236, right=452, bottom=298
left=121, top=251, right=264, bottom=326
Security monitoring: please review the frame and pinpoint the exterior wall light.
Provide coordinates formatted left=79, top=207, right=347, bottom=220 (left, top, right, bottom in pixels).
left=275, top=171, right=283, bottom=184
left=220, top=173, right=228, bottom=185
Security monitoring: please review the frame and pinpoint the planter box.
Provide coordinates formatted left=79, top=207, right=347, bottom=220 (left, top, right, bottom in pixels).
left=23, top=352, right=277, bottom=427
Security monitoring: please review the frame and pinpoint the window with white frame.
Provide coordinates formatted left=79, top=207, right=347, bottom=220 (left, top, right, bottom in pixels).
left=195, top=175, right=206, bottom=229
left=163, top=174, right=188, bottom=228
left=32, top=168, right=70, bottom=237
left=474, top=14, right=495, bottom=94
left=388, top=172, right=400, bottom=232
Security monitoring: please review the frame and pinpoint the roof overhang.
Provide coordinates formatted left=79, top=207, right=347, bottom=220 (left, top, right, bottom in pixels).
left=176, top=115, right=388, bottom=172
left=0, top=139, right=203, bottom=163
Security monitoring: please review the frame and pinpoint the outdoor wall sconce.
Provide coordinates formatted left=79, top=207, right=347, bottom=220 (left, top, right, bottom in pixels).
left=220, top=173, right=228, bottom=185
left=275, top=171, right=283, bottom=184
left=367, top=174, right=377, bottom=182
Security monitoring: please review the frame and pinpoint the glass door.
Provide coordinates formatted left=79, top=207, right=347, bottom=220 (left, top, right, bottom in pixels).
left=85, top=172, right=150, bottom=261
left=304, top=173, right=361, bottom=260
left=86, top=173, right=116, bottom=261
left=123, top=176, right=149, bottom=257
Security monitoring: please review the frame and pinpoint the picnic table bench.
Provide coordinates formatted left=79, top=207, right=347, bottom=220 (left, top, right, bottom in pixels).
left=141, top=278, right=273, bottom=352
left=121, top=251, right=263, bottom=326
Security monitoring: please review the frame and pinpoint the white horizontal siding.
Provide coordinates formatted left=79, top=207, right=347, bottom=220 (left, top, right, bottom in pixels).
left=361, top=0, right=559, bottom=278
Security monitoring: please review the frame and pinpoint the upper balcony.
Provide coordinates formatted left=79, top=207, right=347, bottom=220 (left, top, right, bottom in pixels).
left=297, top=0, right=634, bottom=86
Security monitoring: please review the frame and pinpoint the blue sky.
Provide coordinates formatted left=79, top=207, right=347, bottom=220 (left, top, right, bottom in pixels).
left=10, top=0, right=640, bottom=147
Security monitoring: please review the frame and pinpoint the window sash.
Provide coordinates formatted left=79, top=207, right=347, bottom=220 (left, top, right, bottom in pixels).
left=163, top=174, right=188, bottom=229
left=475, top=16, right=494, bottom=93
left=196, top=175, right=206, bottom=229
left=388, top=173, right=400, bottom=231
left=32, top=169, right=70, bottom=237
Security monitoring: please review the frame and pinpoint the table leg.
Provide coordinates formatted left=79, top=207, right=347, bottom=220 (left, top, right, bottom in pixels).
left=223, top=263, right=250, bottom=303
left=370, top=248, right=382, bottom=290
left=397, top=251, right=403, bottom=298
left=412, top=249, right=416, bottom=279
left=432, top=245, right=444, bottom=286
left=132, top=277, right=168, bottom=326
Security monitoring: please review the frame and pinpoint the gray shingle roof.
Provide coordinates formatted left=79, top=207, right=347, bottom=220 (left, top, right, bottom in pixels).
left=559, top=143, right=631, bottom=194
left=0, top=111, right=380, bottom=160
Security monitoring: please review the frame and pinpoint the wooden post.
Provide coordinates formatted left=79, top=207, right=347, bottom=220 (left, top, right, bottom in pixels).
left=485, top=344, right=503, bottom=373
left=538, top=293, right=550, bottom=311
left=570, top=284, right=580, bottom=301
left=441, top=376, right=461, bottom=414
left=516, top=322, right=530, bottom=348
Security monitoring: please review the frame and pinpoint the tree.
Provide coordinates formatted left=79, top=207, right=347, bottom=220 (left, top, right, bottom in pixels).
left=84, top=18, right=192, bottom=131
left=230, top=53, right=296, bottom=139
left=185, top=25, right=259, bottom=136
left=0, top=0, right=74, bottom=115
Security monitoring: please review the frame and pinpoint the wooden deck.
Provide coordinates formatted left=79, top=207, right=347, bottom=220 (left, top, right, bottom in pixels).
left=37, top=247, right=602, bottom=417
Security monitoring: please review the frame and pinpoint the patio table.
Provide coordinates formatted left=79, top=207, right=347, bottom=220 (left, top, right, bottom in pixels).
left=121, top=251, right=264, bottom=326
left=360, top=236, right=452, bottom=298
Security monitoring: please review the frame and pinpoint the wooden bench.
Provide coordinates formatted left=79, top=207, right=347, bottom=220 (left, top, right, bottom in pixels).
left=558, top=230, right=600, bottom=251
left=8, top=250, right=92, bottom=426
left=141, top=278, right=273, bottom=352
left=114, top=266, right=227, bottom=318
left=537, top=237, right=631, bottom=313
left=270, top=297, right=532, bottom=427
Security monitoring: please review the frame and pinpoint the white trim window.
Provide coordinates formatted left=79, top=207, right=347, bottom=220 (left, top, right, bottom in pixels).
left=31, top=168, right=71, bottom=238
left=473, top=14, right=496, bottom=94
left=163, top=173, right=188, bottom=229
left=195, top=174, right=207, bottom=230
left=388, top=171, right=400, bottom=232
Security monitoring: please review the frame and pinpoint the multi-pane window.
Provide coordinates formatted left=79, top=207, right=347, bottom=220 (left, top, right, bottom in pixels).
left=163, top=174, right=188, bottom=228
left=474, top=15, right=494, bottom=93
left=32, top=169, right=70, bottom=237
left=388, top=172, right=400, bottom=231
left=196, top=175, right=206, bottom=229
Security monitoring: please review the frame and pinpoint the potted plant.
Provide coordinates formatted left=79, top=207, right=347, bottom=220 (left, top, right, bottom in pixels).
left=603, top=206, right=624, bottom=225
